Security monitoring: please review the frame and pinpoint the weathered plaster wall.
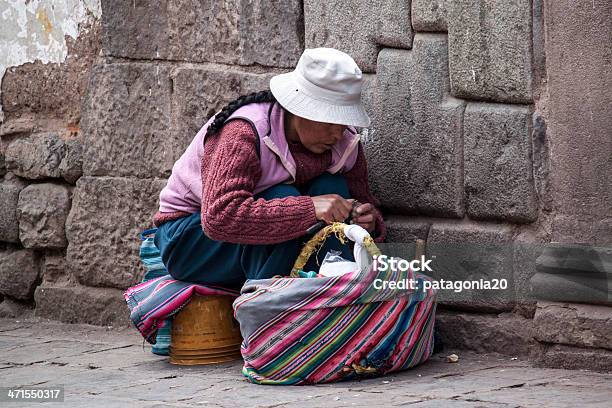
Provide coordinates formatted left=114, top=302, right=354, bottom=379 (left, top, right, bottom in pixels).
left=0, top=0, right=100, bottom=121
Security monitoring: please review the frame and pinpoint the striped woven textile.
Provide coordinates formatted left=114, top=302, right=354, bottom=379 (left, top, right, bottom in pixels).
left=138, top=230, right=167, bottom=280
left=234, top=257, right=437, bottom=385
left=125, top=229, right=238, bottom=344
left=125, top=275, right=238, bottom=344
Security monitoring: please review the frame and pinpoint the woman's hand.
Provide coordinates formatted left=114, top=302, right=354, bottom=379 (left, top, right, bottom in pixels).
left=311, top=195, right=353, bottom=224
left=349, top=201, right=377, bottom=233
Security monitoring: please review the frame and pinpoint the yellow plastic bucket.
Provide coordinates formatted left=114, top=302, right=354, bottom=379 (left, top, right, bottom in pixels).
left=169, top=295, right=243, bottom=365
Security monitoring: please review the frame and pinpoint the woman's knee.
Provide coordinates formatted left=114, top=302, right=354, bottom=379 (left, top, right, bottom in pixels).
left=306, top=172, right=350, bottom=198
left=240, top=238, right=303, bottom=280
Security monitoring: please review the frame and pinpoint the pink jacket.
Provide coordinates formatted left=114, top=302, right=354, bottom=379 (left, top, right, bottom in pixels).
left=158, top=102, right=361, bottom=214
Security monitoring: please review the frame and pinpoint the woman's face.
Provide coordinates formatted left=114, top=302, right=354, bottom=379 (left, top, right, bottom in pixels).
left=292, top=115, right=348, bottom=154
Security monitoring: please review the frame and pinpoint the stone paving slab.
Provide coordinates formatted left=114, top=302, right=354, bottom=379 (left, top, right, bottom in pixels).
left=1, top=318, right=611, bottom=407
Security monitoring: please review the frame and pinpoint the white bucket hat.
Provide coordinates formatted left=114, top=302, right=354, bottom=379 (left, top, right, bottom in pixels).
left=270, top=48, right=371, bottom=128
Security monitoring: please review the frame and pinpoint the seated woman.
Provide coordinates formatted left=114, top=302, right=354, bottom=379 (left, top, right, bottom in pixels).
left=152, top=47, right=386, bottom=290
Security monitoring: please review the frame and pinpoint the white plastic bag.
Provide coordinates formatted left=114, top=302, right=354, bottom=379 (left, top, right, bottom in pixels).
left=319, top=250, right=358, bottom=277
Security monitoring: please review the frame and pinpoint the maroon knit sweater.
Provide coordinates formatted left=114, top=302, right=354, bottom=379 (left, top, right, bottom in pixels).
left=153, top=120, right=386, bottom=245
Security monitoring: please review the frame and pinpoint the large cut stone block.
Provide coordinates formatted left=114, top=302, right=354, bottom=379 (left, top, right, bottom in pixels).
left=34, top=285, right=130, bottom=326
left=551, top=215, right=612, bottom=246
left=237, top=0, right=304, bottom=67
left=0, top=248, right=40, bottom=300
left=5, top=133, right=65, bottom=179
left=531, top=272, right=612, bottom=306
left=304, top=0, right=412, bottom=72
left=412, top=0, right=448, bottom=32
left=171, top=66, right=277, bottom=154
left=366, top=35, right=465, bottom=217
left=544, top=0, right=612, bottom=244
left=533, top=301, right=612, bottom=350
left=101, top=0, right=173, bottom=61
left=379, top=216, right=431, bottom=262
left=0, top=177, right=26, bottom=243
left=464, top=103, right=537, bottom=223
left=165, top=0, right=239, bottom=65
left=447, top=0, right=533, bottom=103
left=82, top=62, right=278, bottom=178
left=65, top=177, right=166, bottom=289
left=17, top=184, right=71, bottom=249
left=101, top=0, right=302, bottom=68
left=428, top=221, right=515, bottom=311
left=532, top=244, right=612, bottom=305
left=81, top=63, right=173, bottom=178
left=385, top=216, right=430, bottom=243
left=535, top=344, right=612, bottom=373
left=436, top=311, right=535, bottom=356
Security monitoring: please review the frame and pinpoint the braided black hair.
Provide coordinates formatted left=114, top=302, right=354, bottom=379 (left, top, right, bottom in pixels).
left=206, top=90, right=276, bottom=136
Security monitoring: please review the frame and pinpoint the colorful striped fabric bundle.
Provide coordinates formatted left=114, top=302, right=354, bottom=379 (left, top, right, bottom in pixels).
left=125, top=275, right=238, bottom=344
left=125, top=229, right=238, bottom=344
left=233, top=254, right=437, bottom=385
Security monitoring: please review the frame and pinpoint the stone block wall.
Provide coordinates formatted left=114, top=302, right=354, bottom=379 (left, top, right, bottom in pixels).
left=0, top=0, right=300, bottom=326
left=0, top=0, right=102, bottom=321
left=1, top=0, right=611, bottom=370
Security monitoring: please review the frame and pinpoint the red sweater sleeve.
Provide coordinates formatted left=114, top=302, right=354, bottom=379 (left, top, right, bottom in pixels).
left=201, top=120, right=318, bottom=245
left=343, top=142, right=387, bottom=242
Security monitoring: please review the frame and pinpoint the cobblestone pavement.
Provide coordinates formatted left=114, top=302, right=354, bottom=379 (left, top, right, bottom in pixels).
left=1, top=318, right=611, bottom=408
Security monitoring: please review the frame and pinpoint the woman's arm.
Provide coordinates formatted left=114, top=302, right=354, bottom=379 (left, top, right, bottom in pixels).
left=343, top=142, right=387, bottom=242
left=201, top=120, right=318, bottom=245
